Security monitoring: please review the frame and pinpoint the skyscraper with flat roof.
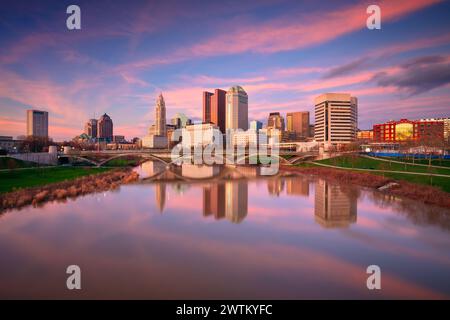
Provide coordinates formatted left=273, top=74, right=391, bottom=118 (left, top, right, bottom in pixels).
left=202, top=89, right=226, bottom=133
left=226, top=86, right=248, bottom=131
left=202, top=91, right=213, bottom=123
left=314, top=93, right=357, bottom=144
left=26, top=109, right=48, bottom=138
left=287, top=111, right=309, bottom=137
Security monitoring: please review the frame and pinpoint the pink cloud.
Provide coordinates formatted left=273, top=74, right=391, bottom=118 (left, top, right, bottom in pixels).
left=114, top=0, right=443, bottom=73
left=184, top=0, right=443, bottom=56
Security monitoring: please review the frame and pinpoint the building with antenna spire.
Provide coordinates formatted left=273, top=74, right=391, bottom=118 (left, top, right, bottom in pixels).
left=142, top=93, right=169, bottom=148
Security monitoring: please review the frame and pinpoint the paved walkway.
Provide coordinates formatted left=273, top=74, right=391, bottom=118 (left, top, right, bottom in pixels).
left=309, top=161, right=450, bottom=178
left=362, top=155, right=450, bottom=170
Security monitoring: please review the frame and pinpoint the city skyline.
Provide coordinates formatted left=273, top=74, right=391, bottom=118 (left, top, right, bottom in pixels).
left=1, top=0, right=450, bottom=141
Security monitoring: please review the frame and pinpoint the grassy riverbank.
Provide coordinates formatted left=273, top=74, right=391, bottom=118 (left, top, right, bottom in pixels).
left=284, top=165, right=450, bottom=208
left=377, top=156, right=450, bottom=168
left=102, top=156, right=143, bottom=167
left=0, top=166, right=112, bottom=194
left=318, top=156, right=450, bottom=175
left=304, top=156, right=450, bottom=193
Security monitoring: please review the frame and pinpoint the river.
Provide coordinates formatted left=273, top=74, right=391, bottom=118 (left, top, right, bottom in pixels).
left=0, top=160, right=449, bottom=299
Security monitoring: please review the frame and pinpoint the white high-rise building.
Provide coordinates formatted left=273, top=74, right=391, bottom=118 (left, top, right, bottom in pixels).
left=314, top=93, right=357, bottom=144
left=226, top=86, right=248, bottom=131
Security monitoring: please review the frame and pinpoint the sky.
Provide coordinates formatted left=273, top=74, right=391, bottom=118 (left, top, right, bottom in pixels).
left=0, top=0, right=449, bottom=141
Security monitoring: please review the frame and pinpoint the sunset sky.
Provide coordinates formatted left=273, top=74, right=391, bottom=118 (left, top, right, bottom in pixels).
left=1, top=0, right=449, bottom=141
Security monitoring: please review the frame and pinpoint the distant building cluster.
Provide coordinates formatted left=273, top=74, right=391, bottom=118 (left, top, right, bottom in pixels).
left=3, top=88, right=448, bottom=155
left=83, top=113, right=113, bottom=142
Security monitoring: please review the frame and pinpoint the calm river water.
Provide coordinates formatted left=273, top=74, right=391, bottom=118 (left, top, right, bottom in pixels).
left=0, top=161, right=449, bottom=299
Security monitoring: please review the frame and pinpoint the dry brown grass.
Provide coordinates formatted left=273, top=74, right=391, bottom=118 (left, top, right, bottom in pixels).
left=0, top=168, right=139, bottom=212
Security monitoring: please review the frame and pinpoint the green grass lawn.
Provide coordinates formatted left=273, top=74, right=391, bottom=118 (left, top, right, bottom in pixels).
left=378, top=156, right=450, bottom=168
left=379, top=172, right=450, bottom=193
left=312, top=156, right=450, bottom=193
left=102, top=157, right=142, bottom=167
left=318, top=156, right=450, bottom=175
left=0, top=157, right=39, bottom=169
left=0, top=166, right=112, bottom=194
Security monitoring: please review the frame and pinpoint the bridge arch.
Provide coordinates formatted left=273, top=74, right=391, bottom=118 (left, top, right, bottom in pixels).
left=96, top=153, right=170, bottom=167
left=58, top=155, right=100, bottom=166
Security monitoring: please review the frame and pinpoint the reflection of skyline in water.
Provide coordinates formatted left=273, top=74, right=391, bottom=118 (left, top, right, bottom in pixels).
left=314, top=180, right=358, bottom=228
left=1, top=160, right=450, bottom=299
left=155, top=183, right=166, bottom=213
left=140, top=159, right=358, bottom=228
left=203, top=181, right=248, bottom=223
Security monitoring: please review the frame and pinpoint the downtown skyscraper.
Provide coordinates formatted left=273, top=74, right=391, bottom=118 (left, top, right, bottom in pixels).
left=155, top=93, right=167, bottom=136
left=226, top=86, right=248, bottom=131
left=286, top=111, right=310, bottom=138
left=314, top=93, right=358, bottom=144
left=26, top=109, right=48, bottom=138
left=202, top=89, right=226, bottom=133
left=98, top=113, right=113, bottom=141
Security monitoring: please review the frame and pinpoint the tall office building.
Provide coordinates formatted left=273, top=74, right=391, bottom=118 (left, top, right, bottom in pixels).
left=202, top=91, right=213, bottom=123
left=142, top=93, right=169, bottom=148
left=286, top=111, right=309, bottom=137
left=203, top=89, right=226, bottom=133
left=26, top=109, right=48, bottom=137
left=84, top=119, right=98, bottom=138
left=267, top=112, right=285, bottom=132
left=97, top=113, right=113, bottom=141
left=155, top=93, right=166, bottom=136
left=314, top=93, right=357, bottom=144
left=226, top=86, right=248, bottom=131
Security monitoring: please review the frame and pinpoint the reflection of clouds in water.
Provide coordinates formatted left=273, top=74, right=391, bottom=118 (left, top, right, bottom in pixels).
left=368, top=191, right=450, bottom=232
left=1, top=172, right=450, bottom=298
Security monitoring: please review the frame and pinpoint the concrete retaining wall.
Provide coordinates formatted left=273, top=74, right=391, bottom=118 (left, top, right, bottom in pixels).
left=10, top=153, right=58, bottom=165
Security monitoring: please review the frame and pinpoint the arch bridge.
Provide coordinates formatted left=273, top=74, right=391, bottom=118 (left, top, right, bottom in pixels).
left=59, top=150, right=317, bottom=167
